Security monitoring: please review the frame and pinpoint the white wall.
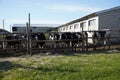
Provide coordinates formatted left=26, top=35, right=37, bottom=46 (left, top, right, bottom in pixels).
left=58, top=16, right=99, bottom=32
left=87, top=16, right=99, bottom=31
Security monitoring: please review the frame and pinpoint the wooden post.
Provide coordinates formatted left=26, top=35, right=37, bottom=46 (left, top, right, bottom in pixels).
left=86, top=32, right=88, bottom=51
left=26, top=22, right=29, bottom=55
left=28, top=13, right=32, bottom=56
left=82, top=26, right=85, bottom=52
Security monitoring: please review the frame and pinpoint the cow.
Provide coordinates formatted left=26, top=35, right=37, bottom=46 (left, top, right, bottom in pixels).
left=49, top=32, right=88, bottom=48
left=92, top=31, right=111, bottom=45
left=70, top=32, right=88, bottom=51
left=49, top=32, right=60, bottom=48
left=36, top=32, right=46, bottom=48
left=31, top=33, right=46, bottom=48
left=0, top=41, right=3, bottom=49
left=59, top=32, right=72, bottom=47
left=4, top=34, right=22, bottom=48
left=87, top=30, right=111, bottom=50
left=71, top=32, right=82, bottom=47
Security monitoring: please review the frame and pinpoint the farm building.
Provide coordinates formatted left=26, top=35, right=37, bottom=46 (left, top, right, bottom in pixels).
left=0, top=29, right=10, bottom=34
left=58, top=6, right=120, bottom=42
left=12, top=24, right=59, bottom=33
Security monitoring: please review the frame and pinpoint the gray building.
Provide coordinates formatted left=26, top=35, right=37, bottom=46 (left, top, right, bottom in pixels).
left=12, top=24, right=60, bottom=33
left=58, top=6, right=120, bottom=42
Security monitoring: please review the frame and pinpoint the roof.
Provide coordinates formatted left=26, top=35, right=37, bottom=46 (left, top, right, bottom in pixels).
left=96, top=6, right=120, bottom=14
left=0, top=29, right=11, bottom=34
left=58, top=6, right=120, bottom=27
left=12, top=24, right=60, bottom=27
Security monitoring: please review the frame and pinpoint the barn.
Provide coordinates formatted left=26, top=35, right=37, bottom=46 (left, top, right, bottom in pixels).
left=12, top=24, right=59, bottom=33
left=58, top=6, right=120, bottom=43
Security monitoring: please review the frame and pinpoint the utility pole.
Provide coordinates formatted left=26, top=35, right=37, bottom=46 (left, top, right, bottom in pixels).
left=3, top=19, right=5, bottom=29
left=10, top=25, right=12, bottom=32
left=2, top=19, right=5, bottom=49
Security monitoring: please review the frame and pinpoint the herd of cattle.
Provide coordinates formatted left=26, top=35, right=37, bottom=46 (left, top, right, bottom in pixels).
left=0, top=30, right=111, bottom=49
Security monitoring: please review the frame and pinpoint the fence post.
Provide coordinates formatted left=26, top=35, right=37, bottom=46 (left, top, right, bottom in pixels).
left=26, top=22, right=29, bottom=55
left=86, top=32, right=88, bottom=51
left=26, top=13, right=32, bottom=56
left=82, top=27, right=85, bottom=52
left=28, top=13, right=32, bottom=56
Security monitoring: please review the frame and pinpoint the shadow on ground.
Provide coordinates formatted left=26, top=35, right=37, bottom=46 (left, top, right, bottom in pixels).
left=0, top=61, right=80, bottom=73
left=0, top=61, right=13, bottom=71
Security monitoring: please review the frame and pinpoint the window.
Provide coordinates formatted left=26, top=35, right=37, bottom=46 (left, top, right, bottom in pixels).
left=88, top=19, right=96, bottom=26
left=12, top=27, right=17, bottom=31
left=80, top=22, right=86, bottom=31
left=74, top=24, right=79, bottom=29
left=69, top=25, right=72, bottom=30
left=80, top=22, right=86, bottom=27
left=58, top=28, right=61, bottom=31
left=66, top=26, right=68, bottom=30
left=63, top=27, right=65, bottom=31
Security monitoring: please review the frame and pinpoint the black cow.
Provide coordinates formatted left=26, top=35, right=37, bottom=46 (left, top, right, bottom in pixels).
left=37, top=32, right=46, bottom=48
left=5, top=34, right=22, bottom=48
left=0, top=41, right=3, bottom=49
left=59, top=32, right=72, bottom=47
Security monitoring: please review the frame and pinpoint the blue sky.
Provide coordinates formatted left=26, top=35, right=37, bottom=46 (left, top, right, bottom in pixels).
left=0, top=0, right=120, bottom=31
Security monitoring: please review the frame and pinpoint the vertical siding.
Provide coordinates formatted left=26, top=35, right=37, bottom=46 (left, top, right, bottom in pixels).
left=99, top=9, right=120, bottom=42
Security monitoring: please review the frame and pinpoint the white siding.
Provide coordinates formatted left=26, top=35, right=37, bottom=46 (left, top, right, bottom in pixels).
left=58, top=16, right=99, bottom=32
left=80, top=20, right=87, bottom=31
left=57, top=7, right=120, bottom=42
left=74, top=23, right=80, bottom=32
left=88, top=16, right=99, bottom=31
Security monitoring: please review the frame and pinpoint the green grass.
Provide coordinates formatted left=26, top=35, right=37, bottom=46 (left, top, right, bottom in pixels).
left=0, top=52, right=120, bottom=80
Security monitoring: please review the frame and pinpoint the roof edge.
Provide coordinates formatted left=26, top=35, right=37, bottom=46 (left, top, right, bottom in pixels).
left=58, top=6, right=120, bottom=28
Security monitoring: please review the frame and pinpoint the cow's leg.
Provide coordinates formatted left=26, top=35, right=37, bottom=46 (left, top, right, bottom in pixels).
left=93, top=38, right=97, bottom=50
left=107, top=38, right=111, bottom=50
left=103, top=40, right=106, bottom=50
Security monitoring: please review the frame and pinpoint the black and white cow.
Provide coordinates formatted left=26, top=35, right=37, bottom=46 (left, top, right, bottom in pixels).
left=71, top=32, right=82, bottom=47
left=49, top=32, right=88, bottom=48
left=31, top=33, right=46, bottom=48
left=87, top=30, right=111, bottom=49
left=49, top=33, right=59, bottom=40
left=92, top=30, right=111, bottom=45
left=49, top=32, right=60, bottom=48
left=71, top=31, right=88, bottom=47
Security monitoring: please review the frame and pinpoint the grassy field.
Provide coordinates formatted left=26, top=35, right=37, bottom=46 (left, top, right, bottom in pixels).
left=0, top=52, right=120, bottom=80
